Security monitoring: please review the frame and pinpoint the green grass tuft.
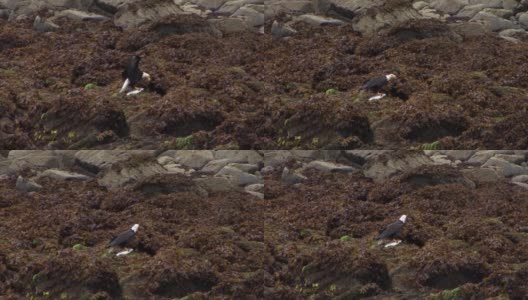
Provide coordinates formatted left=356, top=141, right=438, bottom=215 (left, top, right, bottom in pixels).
left=84, top=83, right=97, bottom=90
left=325, top=88, right=339, bottom=95
left=72, top=244, right=87, bottom=251
left=340, top=235, right=352, bottom=241
left=420, top=141, right=440, bottom=150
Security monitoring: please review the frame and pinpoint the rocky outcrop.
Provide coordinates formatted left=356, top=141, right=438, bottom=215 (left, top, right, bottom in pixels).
left=262, top=150, right=528, bottom=190
left=263, top=0, right=528, bottom=40
left=2, top=150, right=267, bottom=198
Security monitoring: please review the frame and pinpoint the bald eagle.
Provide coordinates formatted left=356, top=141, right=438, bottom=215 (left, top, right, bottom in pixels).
left=119, top=55, right=151, bottom=95
left=360, top=74, right=396, bottom=93
left=108, top=224, right=139, bottom=247
left=376, top=215, right=406, bottom=240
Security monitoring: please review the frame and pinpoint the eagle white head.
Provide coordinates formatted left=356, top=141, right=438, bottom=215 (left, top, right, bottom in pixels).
left=142, top=72, right=151, bottom=81
left=386, top=74, right=397, bottom=81
left=399, top=215, right=407, bottom=223
left=131, top=224, right=139, bottom=232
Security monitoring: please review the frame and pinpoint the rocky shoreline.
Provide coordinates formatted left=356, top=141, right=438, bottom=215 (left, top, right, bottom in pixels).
left=2, top=150, right=527, bottom=196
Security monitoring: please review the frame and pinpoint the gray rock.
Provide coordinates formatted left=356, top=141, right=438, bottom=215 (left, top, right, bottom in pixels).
left=271, top=20, right=297, bottom=37
left=192, top=0, right=228, bottom=10
left=264, top=150, right=293, bottom=167
left=157, top=156, right=175, bottom=166
left=413, top=1, right=429, bottom=10
left=448, top=21, right=490, bottom=37
left=94, top=0, right=128, bottom=14
left=364, top=153, right=433, bottom=182
left=201, top=159, right=231, bottom=173
left=471, top=11, right=519, bottom=31
left=512, top=175, right=528, bottom=183
left=40, top=169, right=91, bottom=181
left=462, top=168, right=501, bottom=183
left=227, top=163, right=259, bottom=174
left=172, top=150, right=214, bottom=170
left=193, top=176, right=239, bottom=193
left=482, top=157, right=527, bottom=177
left=281, top=167, right=307, bottom=185
left=494, top=154, right=525, bottom=165
left=217, top=166, right=260, bottom=186
left=468, top=0, right=503, bottom=8
left=456, top=4, right=486, bottom=18
left=499, top=28, right=528, bottom=39
left=97, top=162, right=167, bottom=189
left=245, top=190, right=264, bottom=199
left=353, top=4, right=422, bottom=36
left=245, top=183, right=264, bottom=192
left=33, top=15, right=60, bottom=32
left=430, top=154, right=453, bottom=165
left=420, top=8, right=443, bottom=19
left=208, top=17, right=250, bottom=33
left=267, top=0, right=314, bottom=15
left=163, top=164, right=186, bottom=174
left=323, top=0, right=421, bottom=35
left=260, top=166, right=274, bottom=174
left=344, top=150, right=392, bottom=164
left=232, top=6, right=264, bottom=26
left=53, top=9, right=109, bottom=21
left=502, top=0, right=519, bottom=10
left=482, top=8, right=514, bottom=19
left=75, top=150, right=153, bottom=173
left=8, top=150, right=76, bottom=173
left=291, top=150, right=322, bottom=160
left=438, top=150, right=476, bottom=161
left=214, top=150, right=263, bottom=165
left=0, top=159, right=10, bottom=176
left=514, top=150, right=528, bottom=157
left=467, top=150, right=514, bottom=165
left=305, top=160, right=356, bottom=173
left=217, top=0, right=262, bottom=15
left=114, top=0, right=184, bottom=29
left=513, top=182, right=528, bottom=190
left=519, top=12, right=528, bottom=29
left=4, top=0, right=95, bottom=15
left=298, top=14, right=345, bottom=26
left=500, top=35, right=520, bottom=43
left=430, top=0, right=466, bottom=15
left=16, top=176, right=42, bottom=192
left=183, top=3, right=212, bottom=17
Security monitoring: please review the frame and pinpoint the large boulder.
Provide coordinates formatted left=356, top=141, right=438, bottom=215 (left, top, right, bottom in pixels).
left=51, top=9, right=109, bottom=21
left=266, top=0, right=315, bottom=16
left=326, top=0, right=422, bottom=36
left=39, top=169, right=91, bottom=181
left=430, top=0, right=466, bottom=15
left=75, top=150, right=155, bottom=173
left=8, top=150, right=76, bottom=173
left=456, top=4, right=486, bottom=18
left=163, top=150, right=214, bottom=170
left=471, top=11, right=519, bottom=31
left=191, top=0, right=228, bottom=11
left=363, top=152, right=434, bottom=182
left=93, top=0, right=130, bottom=14
left=97, top=161, right=167, bottom=189
left=217, top=0, right=262, bottom=15
left=519, top=12, right=528, bottom=29
left=114, top=0, right=186, bottom=29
